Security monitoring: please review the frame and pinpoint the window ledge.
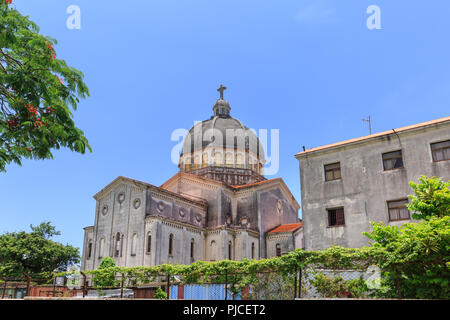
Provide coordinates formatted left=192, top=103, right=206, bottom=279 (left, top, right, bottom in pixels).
left=327, top=224, right=345, bottom=228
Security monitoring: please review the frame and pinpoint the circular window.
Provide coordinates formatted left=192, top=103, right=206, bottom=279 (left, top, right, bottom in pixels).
left=179, top=208, right=186, bottom=218
left=195, top=214, right=202, bottom=223
left=157, top=201, right=165, bottom=212
left=102, top=205, right=108, bottom=216
left=133, top=198, right=141, bottom=209
left=117, top=192, right=125, bottom=204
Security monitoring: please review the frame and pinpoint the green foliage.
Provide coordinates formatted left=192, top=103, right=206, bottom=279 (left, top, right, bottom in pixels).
left=93, top=257, right=119, bottom=289
left=0, top=222, right=79, bottom=278
left=408, top=176, right=450, bottom=220
left=0, top=1, right=91, bottom=172
left=154, top=287, right=167, bottom=300
left=363, top=216, right=450, bottom=299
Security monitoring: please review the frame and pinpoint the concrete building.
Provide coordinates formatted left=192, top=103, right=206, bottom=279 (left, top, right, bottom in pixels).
left=81, top=86, right=302, bottom=271
left=295, top=116, right=450, bottom=250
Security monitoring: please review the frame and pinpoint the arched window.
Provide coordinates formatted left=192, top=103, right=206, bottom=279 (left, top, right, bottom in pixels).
left=184, top=158, right=191, bottom=172
left=98, top=238, right=105, bottom=259
left=236, top=153, right=244, bottom=168
left=210, top=240, right=216, bottom=261
left=115, top=232, right=121, bottom=257
left=251, top=242, right=255, bottom=259
left=214, top=152, right=222, bottom=167
left=146, top=233, right=152, bottom=253
left=225, top=153, right=233, bottom=168
left=168, top=234, right=174, bottom=256
left=193, top=155, right=200, bottom=170
left=228, top=241, right=232, bottom=260
left=131, top=233, right=137, bottom=256
left=190, top=239, right=195, bottom=260
left=87, top=240, right=92, bottom=259
left=202, top=153, right=209, bottom=168
left=276, top=243, right=281, bottom=257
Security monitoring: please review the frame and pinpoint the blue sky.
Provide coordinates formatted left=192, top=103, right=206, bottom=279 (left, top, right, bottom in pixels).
left=1, top=0, right=449, bottom=251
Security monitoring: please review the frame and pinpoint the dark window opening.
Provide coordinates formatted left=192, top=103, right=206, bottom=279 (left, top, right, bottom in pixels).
left=190, top=239, right=194, bottom=260
left=251, top=243, right=255, bottom=259
left=328, top=208, right=345, bottom=227
left=87, top=242, right=92, bottom=259
left=431, top=140, right=450, bottom=162
left=388, top=199, right=410, bottom=221
left=382, top=150, right=404, bottom=170
left=147, top=235, right=151, bottom=253
left=169, top=234, right=174, bottom=256
left=324, top=162, right=341, bottom=181
left=276, top=244, right=281, bottom=257
left=228, top=241, right=232, bottom=260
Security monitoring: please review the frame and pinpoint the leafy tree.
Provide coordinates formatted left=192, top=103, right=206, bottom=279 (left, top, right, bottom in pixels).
left=0, top=0, right=91, bottom=172
left=0, top=221, right=80, bottom=278
left=93, top=257, right=119, bottom=288
left=363, top=217, right=450, bottom=299
left=408, top=175, right=450, bottom=220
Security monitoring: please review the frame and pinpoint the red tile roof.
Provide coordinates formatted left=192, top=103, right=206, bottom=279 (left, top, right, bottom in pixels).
left=268, top=222, right=303, bottom=234
left=295, top=116, right=450, bottom=157
left=231, top=178, right=281, bottom=189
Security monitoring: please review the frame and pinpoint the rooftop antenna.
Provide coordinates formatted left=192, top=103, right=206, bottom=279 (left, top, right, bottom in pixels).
left=362, top=116, right=372, bottom=135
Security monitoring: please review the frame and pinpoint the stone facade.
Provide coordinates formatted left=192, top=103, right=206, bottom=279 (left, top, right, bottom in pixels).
left=81, top=87, right=301, bottom=271
left=296, top=116, right=450, bottom=250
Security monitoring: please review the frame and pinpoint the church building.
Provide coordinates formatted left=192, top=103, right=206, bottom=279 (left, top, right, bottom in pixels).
left=81, top=86, right=302, bottom=271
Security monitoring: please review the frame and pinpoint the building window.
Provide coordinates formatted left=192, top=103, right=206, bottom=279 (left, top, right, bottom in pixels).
left=225, top=153, right=233, bottom=168
left=214, top=152, right=222, bottom=166
left=324, top=162, right=341, bottom=181
left=98, top=238, right=104, bottom=259
left=431, top=140, right=450, bottom=162
left=382, top=150, right=404, bottom=170
left=251, top=243, right=255, bottom=259
left=87, top=240, right=92, bottom=259
left=210, top=240, right=216, bottom=261
left=202, top=153, right=209, bottom=168
left=115, top=232, right=121, bottom=257
left=276, top=244, right=281, bottom=257
left=236, top=154, right=244, bottom=168
left=146, top=234, right=151, bottom=253
left=328, top=208, right=345, bottom=227
left=190, top=239, right=195, bottom=260
left=193, top=155, right=200, bottom=170
left=168, top=234, right=174, bottom=256
left=388, top=199, right=410, bottom=221
left=131, top=233, right=137, bottom=256
left=228, top=241, right=232, bottom=260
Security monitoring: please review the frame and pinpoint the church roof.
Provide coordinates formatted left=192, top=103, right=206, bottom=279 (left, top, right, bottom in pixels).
left=94, top=176, right=207, bottom=207
left=268, top=222, right=303, bottom=234
left=161, top=172, right=301, bottom=210
left=295, top=116, right=450, bottom=158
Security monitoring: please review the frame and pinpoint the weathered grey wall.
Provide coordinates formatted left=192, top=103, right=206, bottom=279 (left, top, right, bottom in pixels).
left=298, top=123, right=450, bottom=250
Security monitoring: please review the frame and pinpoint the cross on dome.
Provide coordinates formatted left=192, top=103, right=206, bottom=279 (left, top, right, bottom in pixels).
left=217, top=84, right=227, bottom=100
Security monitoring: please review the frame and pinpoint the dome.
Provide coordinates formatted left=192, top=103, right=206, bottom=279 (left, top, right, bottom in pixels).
left=181, top=116, right=265, bottom=159
left=178, top=85, right=266, bottom=184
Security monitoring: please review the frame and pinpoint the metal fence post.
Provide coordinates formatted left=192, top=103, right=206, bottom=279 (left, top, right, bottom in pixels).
left=166, top=274, right=170, bottom=300
left=298, top=268, right=302, bottom=299
left=294, top=268, right=297, bottom=300
left=23, top=273, right=31, bottom=297
left=120, top=275, right=124, bottom=299
left=80, top=272, right=87, bottom=298
left=224, top=269, right=228, bottom=301
left=2, top=278, right=6, bottom=299
left=53, top=276, right=56, bottom=297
